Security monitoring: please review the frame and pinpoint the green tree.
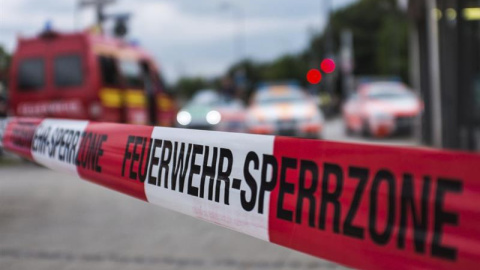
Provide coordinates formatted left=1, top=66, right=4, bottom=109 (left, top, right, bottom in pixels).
left=175, top=77, right=210, bottom=99
left=174, top=0, right=410, bottom=100
left=311, top=0, right=409, bottom=81
left=0, top=45, right=10, bottom=71
left=0, top=45, right=11, bottom=96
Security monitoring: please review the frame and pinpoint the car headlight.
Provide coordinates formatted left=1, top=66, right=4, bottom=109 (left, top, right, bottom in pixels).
left=177, top=111, right=192, bottom=126
left=206, top=110, right=221, bottom=125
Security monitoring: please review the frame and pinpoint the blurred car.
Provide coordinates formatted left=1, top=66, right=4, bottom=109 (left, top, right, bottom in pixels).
left=246, top=84, right=324, bottom=138
left=176, top=89, right=246, bottom=132
left=342, top=82, right=423, bottom=137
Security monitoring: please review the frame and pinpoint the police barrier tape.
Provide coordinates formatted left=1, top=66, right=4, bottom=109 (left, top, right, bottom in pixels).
left=0, top=117, right=479, bottom=269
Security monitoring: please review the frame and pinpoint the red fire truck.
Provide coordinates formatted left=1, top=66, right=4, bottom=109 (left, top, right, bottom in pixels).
left=8, top=28, right=176, bottom=126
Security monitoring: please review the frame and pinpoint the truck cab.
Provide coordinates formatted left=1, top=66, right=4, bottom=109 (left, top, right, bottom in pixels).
left=9, top=29, right=176, bottom=126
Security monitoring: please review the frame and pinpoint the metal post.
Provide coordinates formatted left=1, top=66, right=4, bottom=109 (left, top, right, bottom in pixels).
left=409, top=22, right=423, bottom=144
left=340, top=29, right=354, bottom=97
left=426, top=0, right=443, bottom=147
left=324, top=0, right=334, bottom=63
left=237, top=9, right=245, bottom=62
left=323, top=0, right=335, bottom=115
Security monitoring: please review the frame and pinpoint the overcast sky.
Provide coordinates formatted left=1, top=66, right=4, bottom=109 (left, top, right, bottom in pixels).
left=0, top=0, right=355, bottom=83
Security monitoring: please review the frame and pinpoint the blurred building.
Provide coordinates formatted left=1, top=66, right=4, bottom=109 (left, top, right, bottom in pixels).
left=408, top=0, right=480, bottom=151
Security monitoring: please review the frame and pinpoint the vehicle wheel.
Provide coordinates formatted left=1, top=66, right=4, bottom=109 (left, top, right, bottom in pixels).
left=361, top=120, right=371, bottom=137
left=344, top=124, right=353, bottom=136
left=406, top=126, right=415, bottom=137
left=314, top=133, right=323, bottom=140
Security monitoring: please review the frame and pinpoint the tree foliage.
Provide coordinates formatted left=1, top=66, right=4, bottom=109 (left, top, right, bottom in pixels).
left=322, top=0, right=409, bottom=80
left=0, top=45, right=11, bottom=95
left=175, top=77, right=210, bottom=99
left=173, top=0, right=409, bottom=99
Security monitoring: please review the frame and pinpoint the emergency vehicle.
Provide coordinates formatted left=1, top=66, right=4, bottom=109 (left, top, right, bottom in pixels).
left=8, top=28, right=176, bottom=126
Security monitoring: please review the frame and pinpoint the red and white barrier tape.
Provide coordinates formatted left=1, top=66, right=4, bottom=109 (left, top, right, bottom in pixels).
left=1, top=117, right=479, bottom=269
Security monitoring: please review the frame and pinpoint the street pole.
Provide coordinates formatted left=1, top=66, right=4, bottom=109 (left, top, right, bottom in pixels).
left=220, top=2, right=247, bottom=92
left=221, top=3, right=244, bottom=64
left=426, top=0, right=443, bottom=148
left=324, top=0, right=334, bottom=59
left=323, top=0, right=335, bottom=115
left=340, top=29, right=354, bottom=98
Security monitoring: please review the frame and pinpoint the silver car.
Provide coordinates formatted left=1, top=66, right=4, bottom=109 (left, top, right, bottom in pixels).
left=246, top=84, right=324, bottom=138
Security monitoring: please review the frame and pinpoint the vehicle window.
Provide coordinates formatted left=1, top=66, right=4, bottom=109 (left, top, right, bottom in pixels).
left=119, top=60, right=143, bottom=88
left=255, top=89, right=305, bottom=104
left=17, top=58, right=45, bottom=91
left=140, top=61, right=156, bottom=94
left=54, top=54, right=83, bottom=87
left=154, top=72, right=168, bottom=93
left=98, top=56, right=120, bottom=86
left=191, top=90, right=219, bottom=105
left=364, top=83, right=414, bottom=100
left=367, top=91, right=415, bottom=100
left=53, top=54, right=83, bottom=87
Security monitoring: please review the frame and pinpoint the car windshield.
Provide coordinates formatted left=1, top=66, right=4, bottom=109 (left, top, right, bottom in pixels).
left=367, top=91, right=415, bottom=100
left=255, top=88, right=306, bottom=104
left=365, top=84, right=415, bottom=100
left=119, top=60, right=143, bottom=88
left=190, top=90, right=220, bottom=105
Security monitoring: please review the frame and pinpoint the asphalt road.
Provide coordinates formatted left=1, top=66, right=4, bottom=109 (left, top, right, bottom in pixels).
left=0, top=119, right=418, bottom=270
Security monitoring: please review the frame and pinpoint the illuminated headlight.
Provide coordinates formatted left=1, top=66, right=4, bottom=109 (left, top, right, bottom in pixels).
left=206, top=110, right=221, bottom=125
left=177, top=111, right=192, bottom=126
